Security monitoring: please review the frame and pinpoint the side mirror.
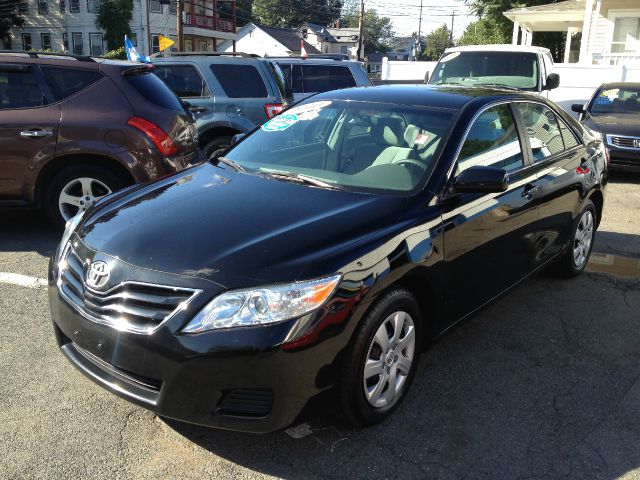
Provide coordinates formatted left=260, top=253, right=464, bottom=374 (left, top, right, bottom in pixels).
left=571, top=103, right=585, bottom=113
left=453, top=166, right=509, bottom=194
left=545, top=73, right=560, bottom=90
left=231, top=133, right=246, bottom=145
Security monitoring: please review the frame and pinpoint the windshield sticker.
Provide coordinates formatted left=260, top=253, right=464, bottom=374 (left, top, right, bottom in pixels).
left=262, top=113, right=299, bottom=132
left=595, top=88, right=619, bottom=104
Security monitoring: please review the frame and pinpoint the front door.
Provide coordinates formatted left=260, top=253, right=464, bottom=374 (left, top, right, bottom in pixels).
left=0, top=64, right=59, bottom=201
left=442, top=103, right=540, bottom=322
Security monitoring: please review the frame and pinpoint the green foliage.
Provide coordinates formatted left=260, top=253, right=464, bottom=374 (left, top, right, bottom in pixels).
left=342, top=9, right=394, bottom=55
left=104, top=46, right=126, bottom=59
left=457, top=18, right=508, bottom=46
left=252, top=0, right=342, bottom=28
left=423, top=24, right=453, bottom=60
left=217, top=0, right=253, bottom=26
left=96, top=0, right=134, bottom=51
left=0, top=0, right=24, bottom=40
left=465, top=0, right=568, bottom=60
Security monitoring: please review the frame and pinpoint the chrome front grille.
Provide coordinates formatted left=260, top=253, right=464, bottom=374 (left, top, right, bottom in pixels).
left=607, top=134, right=640, bottom=150
left=57, top=246, right=200, bottom=334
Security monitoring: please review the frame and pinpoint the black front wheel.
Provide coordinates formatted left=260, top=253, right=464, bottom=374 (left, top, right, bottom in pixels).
left=338, top=289, right=423, bottom=426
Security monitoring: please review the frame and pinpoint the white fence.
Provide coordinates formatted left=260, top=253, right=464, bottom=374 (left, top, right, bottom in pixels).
left=380, top=58, right=640, bottom=115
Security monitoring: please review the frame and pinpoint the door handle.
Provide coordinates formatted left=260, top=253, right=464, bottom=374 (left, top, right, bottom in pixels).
left=20, top=129, right=53, bottom=138
left=522, top=184, right=540, bottom=200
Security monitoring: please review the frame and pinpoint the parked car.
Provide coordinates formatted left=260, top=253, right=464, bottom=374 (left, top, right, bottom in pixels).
left=0, top=51, right=199, bottom=227
left=274, top=56, right=372, bottom=101
left=151, top=52, right=293, bottom=158
left=572, top=82, right=640, bottom=173
left=428, top=45, right=560, bottom=97
left=49, top=85, right=606, bottom=433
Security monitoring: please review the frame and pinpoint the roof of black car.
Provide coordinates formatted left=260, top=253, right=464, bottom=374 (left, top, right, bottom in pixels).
left=314, top=84, right=530, bottom=110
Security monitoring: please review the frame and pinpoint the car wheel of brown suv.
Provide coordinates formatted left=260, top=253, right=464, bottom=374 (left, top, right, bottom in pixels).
left=44, top=164, right=128, bottom=228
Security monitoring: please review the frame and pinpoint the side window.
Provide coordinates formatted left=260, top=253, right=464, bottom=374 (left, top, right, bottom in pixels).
left=153, top=65, right=210, bottom=98
left=209, top=64, right=267, bottom=98
left=559, top=119, right=579, bottom=149
left=301, top=65, right=356, bottom=93
left=458, top=104, right=524, bottom=173
left=41, top=66, right=103, bottom=101
left=515, top=103, right=565, bottom=161
left=0, top=65, right=47, bottom=109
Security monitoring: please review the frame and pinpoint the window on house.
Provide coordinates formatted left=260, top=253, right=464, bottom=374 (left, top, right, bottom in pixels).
left=87, top=0, right=100, bottom=13
left=150, top=0, right=161, bottom=12
left=169, top=0, right=176, bottom=14
left=152, top=35, right=160, bottom=53
left=63, top=33, right=68, bottom=51
left=18, top=1, right=28, bottom=13
left=89, top=33, right=103, bottom=56
left=69, top=0, right=79, bottom=12
left=38, top=0, right=48, bottom=13
left=458, top=105, right=524, bottom=173
left=341, top=45, right=348, bottom=55
left=611, top=17, right=640, bottom=53
left=41, top=33, right=51, bottom=50
left=22, top=33, right=32, bottom=51
left=60, top=0, right=65, bottom=12
left=72, top=32, right=83, bottom=55
left=198, top=40, right=207, bottom=51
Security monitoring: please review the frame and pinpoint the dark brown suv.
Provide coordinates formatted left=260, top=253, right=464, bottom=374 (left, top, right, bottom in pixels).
left=0, top=52, right=200, bottom=227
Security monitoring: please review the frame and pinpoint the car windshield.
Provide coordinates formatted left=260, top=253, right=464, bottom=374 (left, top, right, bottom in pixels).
left=590, top=86, right=640, bottom=114
left=223, top=99, right=456, bottom=194
left=430, top=52, right=539, bottom=90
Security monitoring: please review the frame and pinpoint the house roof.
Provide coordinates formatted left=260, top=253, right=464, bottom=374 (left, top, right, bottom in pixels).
left=505, top=0, right=585, bottom=14
left=257, top=24, right=321, bottom=54
left=301, top=23, right=336, bottom=42
left=503, top=0, right=585, bottom=31
left=326, top=27, right=360, bottom=42
left=445, top=44, right=551, bottom=54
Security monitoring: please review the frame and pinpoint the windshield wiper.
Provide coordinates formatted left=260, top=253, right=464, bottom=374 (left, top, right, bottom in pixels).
left=266, top=172, right=342, bottom=190
left=212, top=156, right=245, bottom=172
left=475, top=83, right=520, bottom=90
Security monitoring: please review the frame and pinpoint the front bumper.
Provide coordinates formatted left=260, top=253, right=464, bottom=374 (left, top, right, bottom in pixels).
left=608, top=148, right=640, bottom=173
left=48, top=244, right=352, bottom=433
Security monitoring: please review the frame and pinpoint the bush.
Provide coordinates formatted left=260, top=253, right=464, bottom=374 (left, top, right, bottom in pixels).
left=104, top=46, right=126, bottom=59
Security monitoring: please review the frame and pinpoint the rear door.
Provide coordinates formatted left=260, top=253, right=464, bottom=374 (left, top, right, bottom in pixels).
left=513, top=101, right=588, bottom=265
left=0, top=63, right=59, bottom=201
left=442, top=102, right=540, bottom=322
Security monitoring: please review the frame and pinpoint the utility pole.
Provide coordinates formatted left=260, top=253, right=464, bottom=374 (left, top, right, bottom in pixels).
left=357, top=0, right=364, bottom=61
left=146, top=0, right=151, bottom=55
left=416, top=0, right=423, bottom=61
left=177, top=0, right=184, bottom=51
left=449, top=12, right=455, bottom=46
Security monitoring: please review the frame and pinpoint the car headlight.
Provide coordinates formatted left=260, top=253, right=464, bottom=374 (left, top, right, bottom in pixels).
left=181, top=274, right=342, bottom=333
left=59, top=213, right=84, bottom=250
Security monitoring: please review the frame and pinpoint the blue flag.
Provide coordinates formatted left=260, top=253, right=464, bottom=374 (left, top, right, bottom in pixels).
left=124, top=35, right=151, bottom=63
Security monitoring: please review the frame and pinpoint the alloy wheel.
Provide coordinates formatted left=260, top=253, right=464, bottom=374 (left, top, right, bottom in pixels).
left=573, top=210, right=594, bottom=269
left=363, top=311, right=416, bottom=409
left=58, top=177, right=112, bottom=222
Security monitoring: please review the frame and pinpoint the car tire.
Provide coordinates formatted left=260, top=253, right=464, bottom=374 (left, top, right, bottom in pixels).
left=44, top=164, right=127, bottom=229
left=552, top=199, right=597, bottom=278
left=203, top=136, right=232, bottom=160
left=338, top=288, right=423, bottom=426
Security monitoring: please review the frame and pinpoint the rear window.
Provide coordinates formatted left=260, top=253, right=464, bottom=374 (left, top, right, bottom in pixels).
left=125, top=71, right=184, bottom=110
left=153, top=64, right=210, bottom=98
left=210, top=64, right=267, bottom=98
left=301, top=65, right=356, bottom=93
left=41, top=66, right=103, bottom=101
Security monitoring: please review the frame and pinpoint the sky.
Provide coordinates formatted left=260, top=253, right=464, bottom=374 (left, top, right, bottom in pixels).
left=365, top=0, right=477, bottom=39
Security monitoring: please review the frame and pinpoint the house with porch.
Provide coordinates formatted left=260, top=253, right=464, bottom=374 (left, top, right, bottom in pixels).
left=504, top=0, right=640, bottom=65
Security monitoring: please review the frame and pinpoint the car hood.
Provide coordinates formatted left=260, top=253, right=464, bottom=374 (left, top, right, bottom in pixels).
left=587, top=114, right=640, bottom=136
left=78, top=163, right=407, bottom=288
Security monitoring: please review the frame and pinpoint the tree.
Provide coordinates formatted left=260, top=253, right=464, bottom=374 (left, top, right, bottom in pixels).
left=0, top=1, right=24, bottom=42
left=423, top=24, right=452, bottom=60
left=464, top=0, right=566, bottom=60
left=252, top=0, right=342, bottom=28
left=217, top=0, right=253, bottom=27
left=341, top=9, right=394, bottom=55
left=457, top=17, right=507, bottom=46
left=96, top=0, right=134, bottom=51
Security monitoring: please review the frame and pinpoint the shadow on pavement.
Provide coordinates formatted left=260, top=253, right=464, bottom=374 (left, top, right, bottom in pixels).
left=162, top=271, right=640, bottom=480
left=0, top=209, right=60, bottom=256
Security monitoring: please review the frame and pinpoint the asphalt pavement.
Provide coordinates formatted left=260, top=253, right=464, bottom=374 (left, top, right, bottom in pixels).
left=1, top=173, right=639, bottom=480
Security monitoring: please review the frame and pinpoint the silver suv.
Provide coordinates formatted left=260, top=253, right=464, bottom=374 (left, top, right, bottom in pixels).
left=152, top=53, right=292, bottom=157
left=274, top=56, right=372, bottom=102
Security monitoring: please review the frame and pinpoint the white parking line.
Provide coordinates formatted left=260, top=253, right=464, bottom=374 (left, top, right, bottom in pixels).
left=0, top=272, right=48, bottom=289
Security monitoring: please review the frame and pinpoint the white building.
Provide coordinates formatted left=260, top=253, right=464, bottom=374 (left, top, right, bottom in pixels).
left=219, top=23, right=320, bottom=57
left=1, top=0, right=237, bottom=56
left=297, top=23, right=359, bottom=59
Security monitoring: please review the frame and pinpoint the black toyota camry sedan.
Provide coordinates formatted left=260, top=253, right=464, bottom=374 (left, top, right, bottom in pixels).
left=49, top=85, right=607, bottom=433
left=573, top=82, right=640, bottom=173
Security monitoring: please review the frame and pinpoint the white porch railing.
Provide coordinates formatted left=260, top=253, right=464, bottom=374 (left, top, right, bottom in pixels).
left=592, top=53, right=640, bottom=65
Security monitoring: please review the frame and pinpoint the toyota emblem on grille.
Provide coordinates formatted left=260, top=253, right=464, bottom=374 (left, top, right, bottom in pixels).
left=86, top=261, right=110, bottom=289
